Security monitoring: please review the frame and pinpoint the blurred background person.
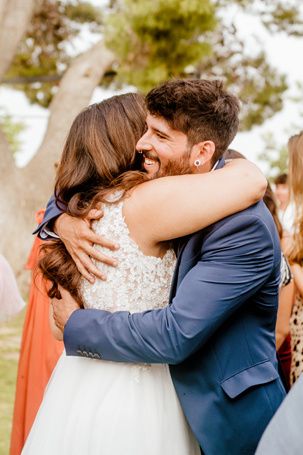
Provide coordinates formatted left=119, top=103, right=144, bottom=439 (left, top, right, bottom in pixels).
left=288, top=132, right=303, bottom=386
left=263, top=184, right=294, bottom=391
left=0, top=255, right=25, bottom=323
left=274, top=173, right=295, bottom=251
left=255, top=131, right=303, bottom=454
left=9, top=209, right=63, bottom=455
left=274, top=173, right=290, bottom=221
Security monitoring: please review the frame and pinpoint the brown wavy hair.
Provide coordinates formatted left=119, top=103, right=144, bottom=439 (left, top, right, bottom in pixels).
left=39, top=93, right=148, bottom=305
left=146, top=79, right=240, bottom=164
left=288, top=131, right=303, bottom=265
left=263, top=183, right=283, bottom=240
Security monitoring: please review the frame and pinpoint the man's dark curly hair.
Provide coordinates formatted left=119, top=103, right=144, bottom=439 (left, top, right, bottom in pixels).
left=146, top=79, right=240, bottom=163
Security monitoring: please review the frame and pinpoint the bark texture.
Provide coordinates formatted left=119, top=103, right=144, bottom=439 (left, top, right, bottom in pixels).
left=0, top=40, right=114, bottom=290
left=0, top=0, right=43, bottom=81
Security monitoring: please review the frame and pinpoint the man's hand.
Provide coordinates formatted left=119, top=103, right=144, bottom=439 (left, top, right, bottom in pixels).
left=52, top=287, right=80, bottom=332
left=54, top=208, right=118, bottom=283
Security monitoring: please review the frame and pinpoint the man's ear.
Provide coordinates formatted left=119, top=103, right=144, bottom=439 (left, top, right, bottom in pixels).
left=190, top=141, right=216, bottom=167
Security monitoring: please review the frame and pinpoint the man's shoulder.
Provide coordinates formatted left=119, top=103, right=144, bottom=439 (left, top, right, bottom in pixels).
left=199, top=200, right=280, bottom=263
left=187, top=200, right=278, bottom=250
left=207, top=200, right=273, bottom=233
left=179, top=201, right=279, bottom=256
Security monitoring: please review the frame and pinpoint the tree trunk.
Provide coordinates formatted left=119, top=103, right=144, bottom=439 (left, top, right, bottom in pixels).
left=22, top=40, right=115, bottom=214
left=0, top=131, right=23, bottom=276
left=0, top=0, right=43, bottom=81
left=0, top=41, right=115, bottom=291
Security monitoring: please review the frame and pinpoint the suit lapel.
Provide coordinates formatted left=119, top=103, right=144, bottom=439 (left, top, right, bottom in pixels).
left=168, top=157, right=225, bottom=302
left=169, top=239, right=188, bottom=302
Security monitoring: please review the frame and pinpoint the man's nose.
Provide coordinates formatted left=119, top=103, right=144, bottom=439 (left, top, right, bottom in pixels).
left=136, top=132, right=152, bottom=152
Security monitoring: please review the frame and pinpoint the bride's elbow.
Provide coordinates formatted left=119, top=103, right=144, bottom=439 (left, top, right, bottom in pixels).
left=254, top=174, right=267, bottom=203
left=244, top=165, right=267, bottom=203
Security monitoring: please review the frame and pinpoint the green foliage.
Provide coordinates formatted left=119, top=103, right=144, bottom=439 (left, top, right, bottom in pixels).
left=258, top=110, right=303, bottom=179
left=2, top=0, right=303, bottom=131
left=6, top=0, right=103, bottom=106
left=0, top=109, right=26, bottom=154
left=258, top=118, right=303, bottom=179
left=265, top=3, right=303, bottom=36
left=105, top=0, right=216, bottom=91
left=215, top=0, right=303, bottom=35
left=233, top=57, right=288, bottom=130
left=199, top=0, right=302, bottom=129
left=258, top=131, right=289, bottom=179
left=65, top=1, right=103, bottom=26
left=191, top=26, right=289, bottom=130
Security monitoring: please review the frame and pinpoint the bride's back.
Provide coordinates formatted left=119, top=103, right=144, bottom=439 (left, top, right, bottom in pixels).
left=81, top=195, right=175, bottom=314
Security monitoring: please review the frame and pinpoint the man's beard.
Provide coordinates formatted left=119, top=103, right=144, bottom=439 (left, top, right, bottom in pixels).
left=153, top=155, right=192, bottom=179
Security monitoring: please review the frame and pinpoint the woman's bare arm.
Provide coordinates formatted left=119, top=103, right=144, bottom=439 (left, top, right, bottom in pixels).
left=125, top=159, right=267, bottom=243
left=292, top=263, right=303, bottom=297
left=51, top=159, right=266, bottom=278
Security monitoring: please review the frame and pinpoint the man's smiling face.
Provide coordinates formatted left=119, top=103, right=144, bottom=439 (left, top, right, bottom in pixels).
left=136, top=113, right=192, bottom=178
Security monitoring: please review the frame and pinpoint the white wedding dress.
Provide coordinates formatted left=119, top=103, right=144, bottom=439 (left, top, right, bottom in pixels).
left=22, top=195, right=200, bottom=455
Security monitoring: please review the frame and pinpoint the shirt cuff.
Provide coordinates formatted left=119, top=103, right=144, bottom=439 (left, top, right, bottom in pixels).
left=42, top=226, right=60, bottom=239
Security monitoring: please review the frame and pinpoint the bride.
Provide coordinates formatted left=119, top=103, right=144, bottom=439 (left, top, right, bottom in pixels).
left=22, top=91, right=265, bottom=454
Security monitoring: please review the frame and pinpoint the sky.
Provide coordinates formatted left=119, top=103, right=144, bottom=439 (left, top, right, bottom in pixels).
left=0, top=5, right=302, bottom=174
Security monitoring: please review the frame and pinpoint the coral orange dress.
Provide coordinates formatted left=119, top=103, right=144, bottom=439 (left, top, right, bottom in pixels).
left=10, top=210, right=63, bottom=455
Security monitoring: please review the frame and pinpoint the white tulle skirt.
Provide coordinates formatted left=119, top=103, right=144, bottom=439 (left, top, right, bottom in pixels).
left=21, top=352, right=200, bottom=455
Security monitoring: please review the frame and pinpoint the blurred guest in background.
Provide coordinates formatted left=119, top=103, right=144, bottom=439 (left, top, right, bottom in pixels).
left=274, top=173, right=289, bottom=211
left=256, top=373, right=303, bottom=454
left=274, top=173, right=294, bottom=237
left=10, top=210, right=63, bottom=455
left=0, top=255, right=25, bottom=323
left=287, top=132, right=303, bottom=386
left=264, top=184, right=294, bottom=391
left=256, top=132, right=303, bottom=454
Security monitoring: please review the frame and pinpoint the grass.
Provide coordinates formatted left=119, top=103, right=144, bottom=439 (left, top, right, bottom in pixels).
left=0, top=310, right=25, bottom=455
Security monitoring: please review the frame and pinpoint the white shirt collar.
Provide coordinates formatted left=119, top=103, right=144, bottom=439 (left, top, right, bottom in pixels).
left=211, top=160, right=220, bottom=172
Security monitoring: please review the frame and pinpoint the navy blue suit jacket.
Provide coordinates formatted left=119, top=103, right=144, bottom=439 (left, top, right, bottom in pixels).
left=33, top=194, right=62, bottom=236
left=36, top=162, right=286, bottom=454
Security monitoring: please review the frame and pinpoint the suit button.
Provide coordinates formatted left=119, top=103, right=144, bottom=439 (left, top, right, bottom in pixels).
left=82, top=351, right=89, bottom=357
left=88, top=352, right=93, bottom=358
left=93, top=353, right=101, bottom=359
left=76, top=349, right=82, bottom=355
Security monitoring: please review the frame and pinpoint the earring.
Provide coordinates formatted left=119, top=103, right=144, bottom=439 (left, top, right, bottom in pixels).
left=194, top=159, right=201, bottom=167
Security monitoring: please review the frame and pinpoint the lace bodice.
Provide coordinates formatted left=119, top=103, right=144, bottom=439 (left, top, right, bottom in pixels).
left=81, top=195, right=176, bottom=313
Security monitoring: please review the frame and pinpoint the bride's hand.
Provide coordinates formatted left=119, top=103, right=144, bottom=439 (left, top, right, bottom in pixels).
left=54, top=208, right=119, bottom=283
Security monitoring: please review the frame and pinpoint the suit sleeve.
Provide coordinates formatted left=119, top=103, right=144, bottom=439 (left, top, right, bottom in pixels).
left=64, top=215, right=279, bottom=364
left=33, top=194, right=65, bottom=239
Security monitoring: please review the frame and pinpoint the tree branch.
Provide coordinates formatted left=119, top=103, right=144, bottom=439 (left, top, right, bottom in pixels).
left=0, top=0, right=43, bottom=81
left=2, top=69, right=117, bottom=85
left=2, top=74, right=63, bottom=84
